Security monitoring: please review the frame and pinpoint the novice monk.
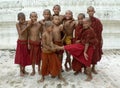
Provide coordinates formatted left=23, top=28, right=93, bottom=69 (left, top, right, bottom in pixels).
left=39, top=9, right=52, bottom=33
left=52, top=4, right=65, bottom=24
left=28, top=12, right=42, bottom=76
left=57, top=18, right=98, bottom=81
left=87, top=6, right=103, bottom=74
left=72, top=13, right=85, bottom=75
left=39, top=21, right=65, bottom=82
left=52, top=16, right=64, bottom=72
left=63, top=10, right=76, bottom=71
left=15, top=12, right=31, bottom=76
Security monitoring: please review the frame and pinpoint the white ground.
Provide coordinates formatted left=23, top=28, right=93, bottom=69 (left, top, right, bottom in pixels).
left=0, top=49, right=120, bottom=88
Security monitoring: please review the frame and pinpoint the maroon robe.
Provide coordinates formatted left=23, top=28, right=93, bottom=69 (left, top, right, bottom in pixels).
left=64, top=28, right=98, bottom=67
left=29, top=40, right=41, bottom=65
left=15, top=39, right=31, bottom=66
left=90, top=17, right=103, bottom=64
left=72, top=24, right=83, bottom=71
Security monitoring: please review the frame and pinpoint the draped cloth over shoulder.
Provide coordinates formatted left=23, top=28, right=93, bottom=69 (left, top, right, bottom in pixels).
left=90, top=17, right=103, bottom=64
left=64, top=28, right=98, bottom=67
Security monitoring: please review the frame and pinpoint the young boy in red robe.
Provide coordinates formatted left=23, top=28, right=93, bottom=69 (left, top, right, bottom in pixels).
left=72, top=13, right=85, bottom=75
left=28, top=12, right=42, bottom=76
left=56, top=18, right=98, bottom=81
left=87, top=6, right=103, bottom=74
left=15, top=12, right=31, bottom=76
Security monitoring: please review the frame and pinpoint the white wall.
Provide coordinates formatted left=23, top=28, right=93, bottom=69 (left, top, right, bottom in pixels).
left=0, top=0, right=120, bottom=49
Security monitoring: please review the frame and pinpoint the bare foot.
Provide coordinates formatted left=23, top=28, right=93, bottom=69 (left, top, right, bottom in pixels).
left=92, top=69, right=98, bottom=74
left=51, top=76, right=56, bottom=78
left=66, top=67, right=72, bottom=72
left=20, top=71, right=24, bottom=77
left=30, top=71, right=35, bottom=76
left=38, top=70, right=41, bottom=75
left=37, top=77, right=44, bottom=83
left=61, top=69, right=64, bottom=72
left=85, top=76, right=92, bottom=81
left=74, top=71, right=80, bottom=75
left=23, top=71, right=29, bottom=75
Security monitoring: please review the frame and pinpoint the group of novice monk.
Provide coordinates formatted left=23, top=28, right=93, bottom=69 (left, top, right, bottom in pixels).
left=14, top=5, right=103, bottom=82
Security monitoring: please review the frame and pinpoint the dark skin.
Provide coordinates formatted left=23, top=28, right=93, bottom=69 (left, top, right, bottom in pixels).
left=16, top=17, right=30, bottom=76
left=52, top=16, right=65, bottom=72
left=63, top=10, right=76, bottom=71
left=39, top=25, right=66, bottom=83
left=39, top=10, right=52, bottom=34
left=28, top=12, right=42, bottom=76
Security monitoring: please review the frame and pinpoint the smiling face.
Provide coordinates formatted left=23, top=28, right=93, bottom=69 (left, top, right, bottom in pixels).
left=65, top=10, right=73, bottom=20
left=53, top=5, right=61, bottom=15
left=30, top=12, right=38, bottom=23
left=83, top=18, right=91, bottom=29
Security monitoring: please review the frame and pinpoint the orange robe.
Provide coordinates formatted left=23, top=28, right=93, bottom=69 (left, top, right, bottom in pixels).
left=29, top=40, right=41, bottom=65
left=15, top=39, right=31, bottom=66
left=64, top=28, right=98, bottom=67
left=90, top=17, right=103, bottom=64
left=41, top=51, right=61, bottom=76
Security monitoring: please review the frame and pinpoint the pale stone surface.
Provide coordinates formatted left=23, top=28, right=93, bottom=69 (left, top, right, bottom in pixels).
left=0, top=49, right=120, bottom=88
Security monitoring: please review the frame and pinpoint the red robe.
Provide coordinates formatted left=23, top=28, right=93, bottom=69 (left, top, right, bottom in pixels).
left=29, top=40, right=41, bottom=65
left=15, top=39, right=31, bottom=66
left=72, top=24, right=83, bottom=71
left=75, top=24, right=83, bottom=41
left=64, top=28, right=98, bottom=67
left=90, top=17, right=103, bottom=64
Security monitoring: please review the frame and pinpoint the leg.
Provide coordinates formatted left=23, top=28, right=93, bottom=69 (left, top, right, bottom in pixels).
left=20, top=65, right=24, bottom=76
left=85, top=67, right=92, bottom=81
left=38, top=63, right=41, bottom=75
left=58, top=54, right=64, bottom=72
left=74, top=71, right=80, bottom=75
left=84, top=67, right=87, bottom=74
left=58, top=73, right=66, bottom=82
left=38, top=76, right=45, bottom=83
left=30, top=63, right=35, bottom=76
left=64, top=51, right=72, bottom=71
left=23, top=66, right=29, bottom=75
left=92, top=64, right=98, bottom=74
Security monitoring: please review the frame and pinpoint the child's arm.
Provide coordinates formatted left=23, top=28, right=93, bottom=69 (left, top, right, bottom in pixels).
left=16, top=23, right=22, bottom=35
left=84, top=43, right=89, bottom=60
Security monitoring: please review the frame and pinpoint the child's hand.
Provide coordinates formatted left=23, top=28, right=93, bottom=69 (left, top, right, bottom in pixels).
left=75, top=40, right=80, bottom=43
left=28, top=44, right=31, bottom=50
left=84, top=52, right=88, bottom=60
left=27, top=21, right=32, bottom=27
